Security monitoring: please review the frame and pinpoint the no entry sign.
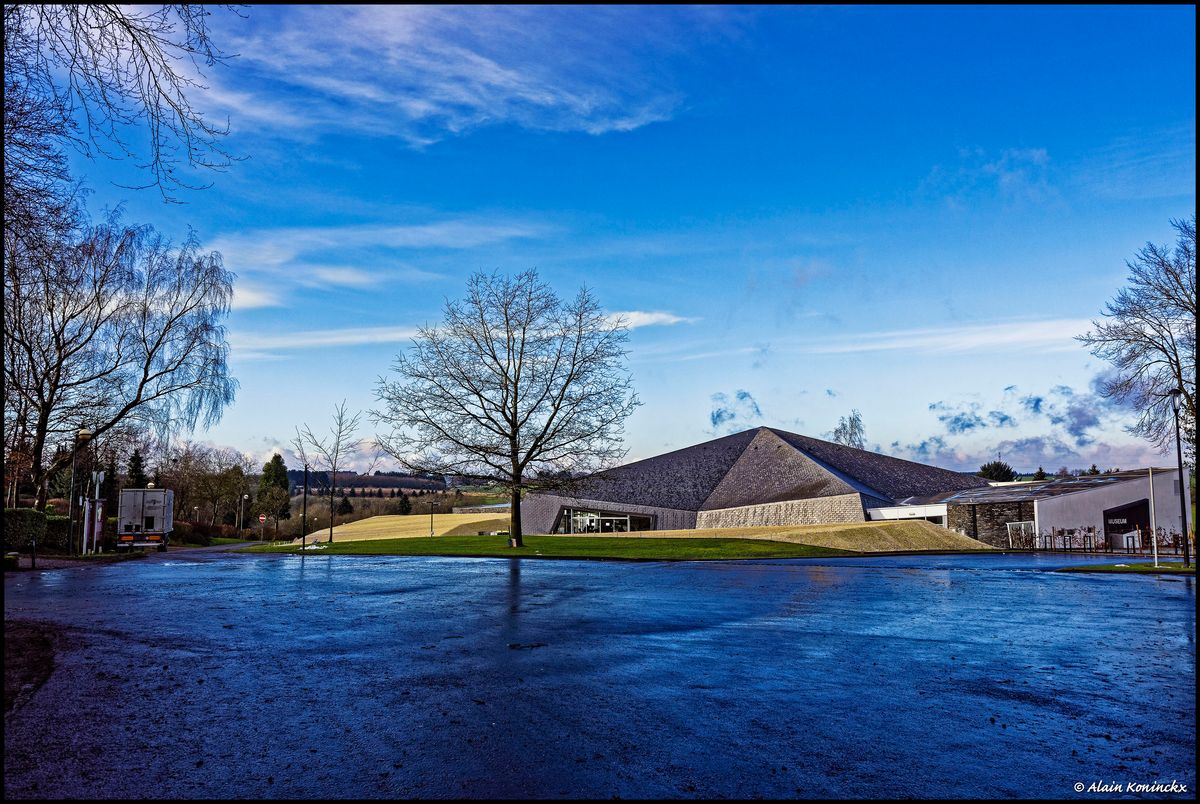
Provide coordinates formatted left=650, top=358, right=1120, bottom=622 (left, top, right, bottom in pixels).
left=258, top=514, right=267, bottom=523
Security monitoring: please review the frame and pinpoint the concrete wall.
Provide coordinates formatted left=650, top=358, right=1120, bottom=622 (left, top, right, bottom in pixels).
left=1036, top=470, right=1190, bottom=546
left=695, top=493, right=867, bottom=528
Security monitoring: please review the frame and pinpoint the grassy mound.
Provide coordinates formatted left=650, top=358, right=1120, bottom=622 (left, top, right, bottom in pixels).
left=608, top=520, right=992, bottom=553
left=264, top=517, right=990, bottom=559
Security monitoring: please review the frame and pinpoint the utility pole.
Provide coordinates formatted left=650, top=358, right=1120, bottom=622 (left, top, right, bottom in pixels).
left=1149, top=467, right=1158, bottom=568
left=1168, top=389, right=1191, bottom=567
left=302, top=463, right=309, bottom=551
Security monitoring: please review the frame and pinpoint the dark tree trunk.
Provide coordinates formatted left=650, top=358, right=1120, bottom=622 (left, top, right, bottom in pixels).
left=509, top=479, right=523, bottom=548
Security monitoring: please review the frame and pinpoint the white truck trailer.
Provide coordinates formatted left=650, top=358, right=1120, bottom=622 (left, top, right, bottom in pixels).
left=116, top=488, right=174, bottom=551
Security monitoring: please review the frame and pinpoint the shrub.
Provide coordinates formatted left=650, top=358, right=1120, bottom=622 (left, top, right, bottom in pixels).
left=4, top=508, right=46, bottom=550
left=44, top=515, right=70, bottom=551
left=171, top=521, right=210, bottom=545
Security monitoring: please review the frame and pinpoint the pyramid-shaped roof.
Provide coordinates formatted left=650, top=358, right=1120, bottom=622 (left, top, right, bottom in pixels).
left=563, top=427, right=989, bottom=511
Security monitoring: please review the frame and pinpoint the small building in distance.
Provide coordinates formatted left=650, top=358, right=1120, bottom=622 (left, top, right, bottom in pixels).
left=520, top=427, right=989, bottom=535
left=885, top=469, right=1191, bottom=550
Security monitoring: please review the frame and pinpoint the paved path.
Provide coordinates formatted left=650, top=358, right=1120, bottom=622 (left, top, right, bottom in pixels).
left=4, top=552, right=1195, bottom=798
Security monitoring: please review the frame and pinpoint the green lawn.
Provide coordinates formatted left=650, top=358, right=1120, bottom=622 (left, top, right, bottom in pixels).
left=1057, top=562, right=1195, bottom=575
left=246, top=534, right=855, bottom=560
left=209, top=537, right=255, bottom=545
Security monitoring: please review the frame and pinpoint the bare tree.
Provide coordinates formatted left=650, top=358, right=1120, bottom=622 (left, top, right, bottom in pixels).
left=1078, top=216, right=1196, bottom=463
left=831, top=409, right=866, bottom=450
left=3, top=3, right=242, bottom=202
left=294, top=400, right=363, bottom=543
left=372, top=269, right=640, bottom=546
left=2, top=213, right=237, bottom=509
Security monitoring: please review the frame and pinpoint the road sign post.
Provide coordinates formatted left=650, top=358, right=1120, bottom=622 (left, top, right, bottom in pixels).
left=259, top=513, right=266, bottom=542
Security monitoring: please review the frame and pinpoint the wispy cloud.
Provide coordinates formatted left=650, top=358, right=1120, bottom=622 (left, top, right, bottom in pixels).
left=1068, top=123, right=1196, bottom=201
left=217, top=216, right=550, bottom=308
left=635, top=318, right=1094, bottom=365
left=921, top=146, right=1058, bottom=208
left=232, top=325, right=419, bottom=352
left=211, top=6, right=737, bottom=145
left=802, top=318, right=1092, bottom=356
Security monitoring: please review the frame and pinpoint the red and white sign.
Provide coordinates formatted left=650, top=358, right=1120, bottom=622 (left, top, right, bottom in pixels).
left=258, top=514, right=267, bottom=523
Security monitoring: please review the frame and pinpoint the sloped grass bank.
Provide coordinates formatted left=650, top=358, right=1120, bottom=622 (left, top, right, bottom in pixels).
left=606, top=519, right=993, bottom=553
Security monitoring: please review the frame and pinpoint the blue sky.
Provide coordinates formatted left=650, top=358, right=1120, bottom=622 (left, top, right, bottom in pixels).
left=73, top=5, right=1196, bottom=473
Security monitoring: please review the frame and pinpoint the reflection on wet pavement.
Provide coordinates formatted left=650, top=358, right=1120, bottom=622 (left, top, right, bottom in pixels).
left=4, top=552, right=1195, bottom=798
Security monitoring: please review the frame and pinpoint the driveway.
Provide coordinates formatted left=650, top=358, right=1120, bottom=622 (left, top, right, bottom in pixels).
left=4, top=552, right=1195, bottom=798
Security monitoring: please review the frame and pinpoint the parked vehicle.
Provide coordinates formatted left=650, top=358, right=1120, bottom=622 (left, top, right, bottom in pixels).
left=116, top=488, right=174, bottom=552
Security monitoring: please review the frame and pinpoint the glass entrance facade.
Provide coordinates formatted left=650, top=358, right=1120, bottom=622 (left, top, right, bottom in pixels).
left=556, top=507, right=655, bottom=534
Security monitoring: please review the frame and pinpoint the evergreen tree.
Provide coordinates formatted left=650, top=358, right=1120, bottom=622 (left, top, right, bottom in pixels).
left=1085, top=464, right=1101, bottom=476
left=398, top=492, right=412, bottom=515
left=337, top=496, right=353, bottom=515
left=349, top=487, right=357, bottom=497
left=257, top=454, right=291, bottom=519
left=978, top=460, right=1017, bottom=482
left=128, top=449, right=149, bottom=488
left=1032, top=466, right=1047, bottom=481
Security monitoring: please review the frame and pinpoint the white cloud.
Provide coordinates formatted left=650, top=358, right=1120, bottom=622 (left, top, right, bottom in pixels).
left=232, top=283, right=284, bottom=310
left=611, top=310, right=698, bottom=329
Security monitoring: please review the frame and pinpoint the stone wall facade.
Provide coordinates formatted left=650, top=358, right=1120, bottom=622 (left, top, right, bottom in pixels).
left=947, top=501, right=1036, bottom=548
left=695, top=493, right=867, bottom=529
left=522, top=491, right=871, bottom=534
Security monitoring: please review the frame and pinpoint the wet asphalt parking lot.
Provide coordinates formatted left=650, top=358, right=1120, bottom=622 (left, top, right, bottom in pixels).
left=3, top=550, right=1195, bottom=799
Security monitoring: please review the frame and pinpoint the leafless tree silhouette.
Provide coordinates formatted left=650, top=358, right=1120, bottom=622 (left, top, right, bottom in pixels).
left=1078, top=216, right=1196, bottom=463
left=373, top=269, right=640, bottom=546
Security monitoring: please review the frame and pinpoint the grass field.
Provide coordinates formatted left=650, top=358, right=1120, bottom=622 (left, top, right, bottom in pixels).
left=250, top=534, right=853, bottom=560
left=1056, top=562, right=1195, bottom=575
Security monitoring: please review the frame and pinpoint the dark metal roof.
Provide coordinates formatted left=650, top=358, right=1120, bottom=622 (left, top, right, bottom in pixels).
left=555, top=427, right=989, bottom=511
left=904, top=469, right=1171, bottom=506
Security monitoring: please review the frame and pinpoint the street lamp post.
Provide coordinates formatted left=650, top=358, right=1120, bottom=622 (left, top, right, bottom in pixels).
left=239, top=493, right=249, bottom=537
left=302, top=463, right=309, bottom=551
left=1168, top=389, right=1191, bottom=567
left=430, top=501, right=438, bottom=538
left=67, top=427, right=92, bottom=556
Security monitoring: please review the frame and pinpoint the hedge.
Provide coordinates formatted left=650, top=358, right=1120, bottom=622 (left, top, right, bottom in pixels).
left=4, top=508, right=46, bottom=550
left=44, top=515, right=70, bottom=551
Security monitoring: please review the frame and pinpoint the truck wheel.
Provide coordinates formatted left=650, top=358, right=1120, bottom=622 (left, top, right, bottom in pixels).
left=157, top=544, right=167, bottom=553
